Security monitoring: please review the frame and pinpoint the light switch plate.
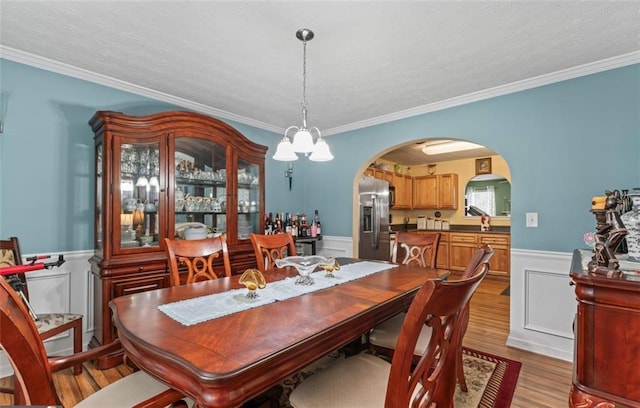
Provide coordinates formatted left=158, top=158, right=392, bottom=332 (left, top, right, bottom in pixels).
left=526, top=212, right=538, bottom=228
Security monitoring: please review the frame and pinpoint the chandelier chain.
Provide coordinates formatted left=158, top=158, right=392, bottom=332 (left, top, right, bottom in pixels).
left=302, top=39, right=308, bottom=111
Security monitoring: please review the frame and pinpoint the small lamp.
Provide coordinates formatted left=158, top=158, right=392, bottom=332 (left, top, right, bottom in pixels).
left=132, top=209, right=145, bottom=238
left=120, top=213, right=134, bottom=241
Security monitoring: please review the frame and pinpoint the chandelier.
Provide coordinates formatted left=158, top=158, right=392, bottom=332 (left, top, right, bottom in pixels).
left=273, top=28, right=333, bottom=162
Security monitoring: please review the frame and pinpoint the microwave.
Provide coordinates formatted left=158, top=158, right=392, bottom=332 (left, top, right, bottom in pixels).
left=389, top=185, right=396, bottom=207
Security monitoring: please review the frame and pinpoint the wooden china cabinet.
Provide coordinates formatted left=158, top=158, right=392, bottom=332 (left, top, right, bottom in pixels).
left=89, top=111, right=267, bottom=368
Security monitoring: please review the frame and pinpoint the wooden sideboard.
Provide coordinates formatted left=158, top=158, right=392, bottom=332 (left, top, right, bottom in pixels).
left=569, top=249, right=640, bottom=407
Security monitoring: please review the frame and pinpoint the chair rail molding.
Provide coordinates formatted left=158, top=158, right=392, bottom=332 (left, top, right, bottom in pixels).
left=508, top=248, right=575, bottom=362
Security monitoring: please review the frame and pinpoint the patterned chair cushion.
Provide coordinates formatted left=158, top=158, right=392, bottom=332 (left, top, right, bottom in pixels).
left=35, top=313, right=83, bottom=333
left=0, top=249, right=16, bottom=267
left=1, top=249, right=81, bottom=331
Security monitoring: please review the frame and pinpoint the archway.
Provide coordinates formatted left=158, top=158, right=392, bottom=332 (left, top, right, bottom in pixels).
left=352, top=137, right=512, bottom=274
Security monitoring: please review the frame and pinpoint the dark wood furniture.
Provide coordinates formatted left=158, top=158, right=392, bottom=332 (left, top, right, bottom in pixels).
left=89, top=111, right=267, bottom=368
left=110, top=260, right=449, bottom=408
left=569, top=249, right=640, bottom=407
left=0, top=237, right=83, bottom=376
left=249, top=232, right=297, bottom=271
left=369, top=244, right=493, bottom=393
left=0, top=277, right=186, bottom=407
left=164, top=235, right=232, bottom=286
left=289, top=263, right=488, bottom=407
left=391, top=231, right=440, bottom=267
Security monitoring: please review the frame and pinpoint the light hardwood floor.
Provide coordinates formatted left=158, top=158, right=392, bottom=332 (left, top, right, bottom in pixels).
left=0, top=276, right=573, bottom=407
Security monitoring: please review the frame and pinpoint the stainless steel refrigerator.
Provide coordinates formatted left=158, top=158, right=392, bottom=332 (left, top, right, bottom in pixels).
left=358, top=176, right=390, bottom=261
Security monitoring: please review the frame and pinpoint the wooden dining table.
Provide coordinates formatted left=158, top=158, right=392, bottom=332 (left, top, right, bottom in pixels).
left=109, top=258, right=449, bottom=408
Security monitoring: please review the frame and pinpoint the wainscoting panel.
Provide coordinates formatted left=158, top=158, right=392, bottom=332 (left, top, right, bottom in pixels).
left=508, top=248, right=576, bottom=362
left=524, top=269, right=575, bottom=339
left=316, top=235, right=354, bottom=258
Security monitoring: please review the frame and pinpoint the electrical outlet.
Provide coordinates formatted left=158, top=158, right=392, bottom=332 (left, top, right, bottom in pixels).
left=526, top=212, right=538, bottom=228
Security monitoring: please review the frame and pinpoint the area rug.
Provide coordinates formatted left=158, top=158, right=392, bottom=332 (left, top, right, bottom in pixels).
left=275, top=347, right=521, bottom=408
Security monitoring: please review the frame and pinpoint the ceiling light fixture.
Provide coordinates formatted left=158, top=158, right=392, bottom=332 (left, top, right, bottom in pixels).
left=421, top=141, right=484, bottom=155
left=273, top=28, right=333, bottom=162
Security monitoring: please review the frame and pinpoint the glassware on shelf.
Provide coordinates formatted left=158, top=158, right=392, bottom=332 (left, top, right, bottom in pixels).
left=275, top=256, right=333, bottom=286
left=238, top=269, right=266, bottom=299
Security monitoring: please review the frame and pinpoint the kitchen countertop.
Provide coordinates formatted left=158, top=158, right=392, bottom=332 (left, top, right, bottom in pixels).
left=390, top=224, right=510, bottom=235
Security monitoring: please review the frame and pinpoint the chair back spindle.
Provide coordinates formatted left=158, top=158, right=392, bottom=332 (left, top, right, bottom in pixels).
left=164, top=235, right=231, bottom=286
left=250, top=233, right=297, bottom=271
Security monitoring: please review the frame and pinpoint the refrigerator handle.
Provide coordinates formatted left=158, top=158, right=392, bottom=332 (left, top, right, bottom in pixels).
left=372, top=195, right=379, bottom=249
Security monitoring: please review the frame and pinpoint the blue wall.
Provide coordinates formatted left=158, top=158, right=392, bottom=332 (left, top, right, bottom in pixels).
left=1, top=58, right=638, bottom=253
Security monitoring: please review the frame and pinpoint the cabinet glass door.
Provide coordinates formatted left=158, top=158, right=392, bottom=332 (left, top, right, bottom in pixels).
left=237, top=158, right=260, bottom=240
left=173, top=137, right=226, bottom=240
left=119, top=141, right=160, bottom=250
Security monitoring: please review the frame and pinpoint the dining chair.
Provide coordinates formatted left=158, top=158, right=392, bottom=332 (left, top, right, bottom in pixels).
left=250, top=233, right=297, bottom=271
left=391, top=231, right=440, bottom=267
left=0, top=236, right=83, bottom=376
left=368, top=243, right=494, bottom=392
left=164, top=235, right=232, bottom=286
left=0, top=276, right=189, bottom=407
left=289, top=260, right=490, bottom=408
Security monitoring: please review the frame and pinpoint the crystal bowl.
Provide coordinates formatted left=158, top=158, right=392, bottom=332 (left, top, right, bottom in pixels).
left=275, top=256, right=332, bottom=285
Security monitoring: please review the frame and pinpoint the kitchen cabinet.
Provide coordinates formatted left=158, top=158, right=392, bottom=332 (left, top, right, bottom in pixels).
left=364, top=167, right=412, bottom=209
left=413, top=175, right=437, bottom=208
left=413, top=174, right=458, bottom=210
left=569, top=250, right=640, bottom=407
left=393, top=173, right=412, bottom=209
left=448, top=232, right=509, bottom=276
left=434, top=231, right=449, bottom=269
left=89, top=110, right=267, bottom=368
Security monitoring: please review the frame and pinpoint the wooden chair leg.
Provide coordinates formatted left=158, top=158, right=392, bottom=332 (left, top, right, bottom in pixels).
left=72, top=318, right=83, bottom=375
left=457, top=347, right=468, bottom=392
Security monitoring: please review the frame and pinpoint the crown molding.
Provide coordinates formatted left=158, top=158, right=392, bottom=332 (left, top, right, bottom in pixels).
left=322, top=51, right=640, bottom=136
left=2, top=46, right=638, bottom=138
left=0, top=46, right=282, bottom=134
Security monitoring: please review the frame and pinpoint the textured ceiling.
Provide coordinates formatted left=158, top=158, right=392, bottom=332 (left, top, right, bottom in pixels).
left=1, top=1, right=639, bottom=164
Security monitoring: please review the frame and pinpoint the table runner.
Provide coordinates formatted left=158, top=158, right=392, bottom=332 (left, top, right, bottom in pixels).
left=159, top=261, right=395, bottom=326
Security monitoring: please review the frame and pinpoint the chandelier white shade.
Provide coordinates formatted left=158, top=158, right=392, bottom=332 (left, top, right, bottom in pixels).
left=273, top=28, right=333, bottom=162
left=309, top=136, right=334, bottom=161
left=273, top=135, right=299, bottom=161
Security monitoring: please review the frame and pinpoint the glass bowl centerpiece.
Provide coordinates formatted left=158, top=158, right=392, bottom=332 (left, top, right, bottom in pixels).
left=275, top=256, right=333, bottom=285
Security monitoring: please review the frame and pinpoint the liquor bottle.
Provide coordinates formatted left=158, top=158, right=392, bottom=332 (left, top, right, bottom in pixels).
left=266, top=212, right=273, bottom=235
left=311, top=220, right=317, bottom=237
left=285, top=213, right=292, bottom=234
left=300, top=213, right=308, bottom=237
left=291, top=214, right=298, bottom=237
left=275, top=213, right=282, bottom=234
left=314, top=210, right=321, bottom=236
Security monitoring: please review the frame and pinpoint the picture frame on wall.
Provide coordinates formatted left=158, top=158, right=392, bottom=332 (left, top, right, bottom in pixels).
left=476, top=157, right=492, bottom=175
